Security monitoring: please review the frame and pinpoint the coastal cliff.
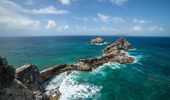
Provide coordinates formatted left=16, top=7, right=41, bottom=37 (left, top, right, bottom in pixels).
left=0, top=37, right=135, bottom=100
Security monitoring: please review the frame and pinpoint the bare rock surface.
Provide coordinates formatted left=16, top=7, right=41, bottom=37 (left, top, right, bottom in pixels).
left=90, top=37, right=105, bottom=44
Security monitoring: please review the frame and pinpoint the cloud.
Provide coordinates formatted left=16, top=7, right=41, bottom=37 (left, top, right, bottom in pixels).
left=59, top=0, right=72, bottom=5
left=97, top=13, right=110, bottom=23
left=110, top=0, right=127, bottom=6
left=132, top=25, right=142, bottom=31
left=45, top=20, right=69, bottom=32
left=97, top=13, right=125, bottom=23
left=32, top=6, right=68, bottom=14
left=112, top=16, right=125, bottom=23
left=56, top=25, right=69, bottom=31
left=25, top=0, right=34, bottom=5
left=0, top=0, right=41, bottom=30
left=46, top=20, right=57, bottom=29
left=148, top=26, right=165, bottom=32
left=133, top=18, right=149, bottom=24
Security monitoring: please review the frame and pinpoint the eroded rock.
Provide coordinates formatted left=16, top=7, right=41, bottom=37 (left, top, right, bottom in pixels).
left=15, top=64, right=43, bottom=91
left=90, top=37, right=104, bottom=44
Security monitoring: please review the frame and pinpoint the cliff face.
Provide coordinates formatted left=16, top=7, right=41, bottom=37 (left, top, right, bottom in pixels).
left=0, top=57, right=35, bottom=100
left=15, top=64, right=43, bottom=91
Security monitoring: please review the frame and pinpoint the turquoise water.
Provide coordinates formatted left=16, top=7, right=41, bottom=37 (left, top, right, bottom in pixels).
left=0, top=36, right=170, bottom=100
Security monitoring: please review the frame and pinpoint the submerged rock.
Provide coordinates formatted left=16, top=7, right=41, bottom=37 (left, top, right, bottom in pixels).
left=90, top=37, right=104, bottom=44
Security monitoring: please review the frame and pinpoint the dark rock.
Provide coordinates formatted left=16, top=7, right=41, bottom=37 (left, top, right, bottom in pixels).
left=0, top=57, right=15, bottom=88
left=48, top=88, right=60, bottom=100
left=0, top=57, right=35, bottom=100
left=15, top=64, right=43, bottom=91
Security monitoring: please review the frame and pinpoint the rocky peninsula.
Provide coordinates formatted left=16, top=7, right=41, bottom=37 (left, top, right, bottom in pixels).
left=0, top=37, right=135, bottom=100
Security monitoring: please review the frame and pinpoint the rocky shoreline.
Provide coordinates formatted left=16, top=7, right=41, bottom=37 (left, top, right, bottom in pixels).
left=0, top=37, right=135, bottom=100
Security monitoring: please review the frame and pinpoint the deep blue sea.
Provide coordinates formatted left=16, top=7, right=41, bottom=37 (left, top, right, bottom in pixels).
left=0, top=36, right=170, bottom=100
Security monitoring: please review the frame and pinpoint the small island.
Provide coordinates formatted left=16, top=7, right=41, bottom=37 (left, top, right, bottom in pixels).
left=0, top=37, right=135, bottom=100
left=90, top=37, right=105, bottom=44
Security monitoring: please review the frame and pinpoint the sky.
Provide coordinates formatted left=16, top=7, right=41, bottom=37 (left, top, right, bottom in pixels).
left=0, top=0, right=170, bottom=36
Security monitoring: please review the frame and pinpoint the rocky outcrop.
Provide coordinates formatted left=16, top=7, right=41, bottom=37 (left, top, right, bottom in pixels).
left=0, top=57, right=35, bottom=100
left=0, top=37, right=135, bottom=100
left=48, top=88, right=61, bottom=100
left=41, top=64, right=76, bottom=82
left=75, top=37, right=135, bottom=71
left=90, top=37, right=104, bottom=44
left=15, top=64, right=43, bottom=91
left=0, top=57, right=15, bottom=88
left=104, top=37, right=132, bottom=56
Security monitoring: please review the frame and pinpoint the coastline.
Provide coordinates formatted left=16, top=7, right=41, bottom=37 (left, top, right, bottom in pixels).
left=0, top=37, right=136, bottom=100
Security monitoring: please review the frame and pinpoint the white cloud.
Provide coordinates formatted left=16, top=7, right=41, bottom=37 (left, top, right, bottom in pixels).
left=45, top=20, right=69, bottom=31
left=56, top=25, right=69, bottom=31
left=46, top=20, right=57, bottom=29
left=133, top=18, right=149, bottom=24
left=32, top=6, right=68, bottom=14
left=59, top=0, right=72, bottom=5
left=97, top=13, right=110, bottom=23
left=97, top=13, right=125, bottom=23
left=0, top=0, right=41, bottom=30
left=110, top=0, right=127, bottom=6
left=32, top=20, right=41, bottom=30
left=132, top=25, right=142, bottom=31
left=112, top=16, right=125, bottom=23
left=148, top=26, right=165, bottom=32
left=25, top=0, right=34, bottom=5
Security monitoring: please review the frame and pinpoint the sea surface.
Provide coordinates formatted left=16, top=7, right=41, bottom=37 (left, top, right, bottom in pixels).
left=0, top=36, right=170, bottom=100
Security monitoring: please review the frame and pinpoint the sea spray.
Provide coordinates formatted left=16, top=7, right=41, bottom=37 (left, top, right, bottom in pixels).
left=44, top=72, right=67, bottom=91
left=59, top=72, right=102, bottom=100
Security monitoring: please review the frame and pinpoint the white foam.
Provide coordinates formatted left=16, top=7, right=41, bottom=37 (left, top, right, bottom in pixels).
left=129, top=48, right=136, bottom=51
left=44, top=72, right=67, bottom=91
left=59, top=74, right=102, bottom=100
left=95, top=42, right=109, bottom=45
left=121, top=50, right=140, bottom=63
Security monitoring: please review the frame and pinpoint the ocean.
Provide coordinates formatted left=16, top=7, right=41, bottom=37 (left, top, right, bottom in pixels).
left=0, top=36, right=170, bottom=100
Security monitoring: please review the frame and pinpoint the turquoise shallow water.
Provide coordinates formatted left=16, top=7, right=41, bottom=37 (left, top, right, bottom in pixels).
left=0, top=36, right=170, bottom=100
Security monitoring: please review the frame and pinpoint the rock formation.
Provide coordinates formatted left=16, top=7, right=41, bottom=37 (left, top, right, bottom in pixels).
left=15, top=64, right=43, bottom=91
left=0, top=57, right=35, bottom=100
left=90, top=37, right=104, bottom=44
left=75, top=37, right=135, bottom=71
left=0, top=37, right=135, bottom=100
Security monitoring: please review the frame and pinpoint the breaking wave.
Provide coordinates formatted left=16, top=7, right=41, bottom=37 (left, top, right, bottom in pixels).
left=59, top=73, right=102, bottom=100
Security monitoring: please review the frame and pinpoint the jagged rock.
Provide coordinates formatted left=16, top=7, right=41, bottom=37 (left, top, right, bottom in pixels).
left=48, top=88, right=60, bottom=100
left=41, top=64, right=76, bottom=82
left=15, top=64, right=43, bottom=91
left=0, top=79, right=35, bottom=100
left=104, top=37, right=132, bottom=56
left=90, top=37, right=104, bottom=44
left=75, top=37, right=135, bottom=71
left=0, top=37, right=136, bottom=100
left=0, top=57, right=35, bottom=100
left=0, top=57, right=15, bottom=88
